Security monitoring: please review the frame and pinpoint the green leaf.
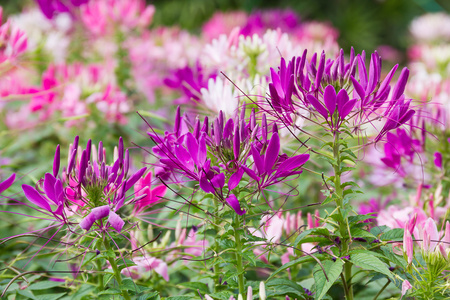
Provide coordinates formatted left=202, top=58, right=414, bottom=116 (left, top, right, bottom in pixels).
left=380, top=246, right=407, bottom=269
left=67, top=285, right=95, bottom=300
left=268, top=255, right=318, bottom=280
left=293, top=228, right=331, bottom=247
left=120, top=278, right=138, bottom=291
left=98, top=289, right=121, bottom=295
left=266, top=278, right=307, bottom=298
left=313, top=259, right=344, bottom=300
left=348, top=214, right=376, bottom=224
left=28, top=281, right=65, bottom=290
left=350, top=228, right=377, bottom=240
left=380, top=228, right=404, bottom=242
left=208, top=291, right=235, bottom=300
left=371, top=225, right=390, bottom=236
left=35, top=293, right=67, bottom=300
left=350, top=253, right=394, bottom=280
left=16, top=289, right=36, bottom=300
left=165, top=296, right=194, bottom=300
left=179, top=282, right=209, bottom=294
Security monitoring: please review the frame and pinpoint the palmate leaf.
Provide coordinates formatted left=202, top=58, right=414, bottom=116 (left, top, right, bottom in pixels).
left=313, top=259, right=344, bottom=300
left=350, top=253, right=394, bottom=280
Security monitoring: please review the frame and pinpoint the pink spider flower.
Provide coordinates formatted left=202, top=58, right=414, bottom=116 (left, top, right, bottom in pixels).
left=0, top=7, right=27, bottom=66
left=133, top=171, right=167, bottom=215
left=80, top=0, right=154, bottom=36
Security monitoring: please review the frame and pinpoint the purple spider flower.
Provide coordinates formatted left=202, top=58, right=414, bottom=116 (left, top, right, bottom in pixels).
left=148, top=106, right=310, bottom=215
left=164, top=61, right=216, bottom=104
left=266, top=48, right=415, bottom=141
left=36, top=0, right=89, bottom=19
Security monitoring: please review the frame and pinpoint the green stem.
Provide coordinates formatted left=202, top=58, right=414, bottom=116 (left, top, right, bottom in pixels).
left=234, top=216, right=245, bottom=297
left=96, top=259, right=104, bottom=291
left=373, top=279, right=390, bottom=300
left=103, top=238, right=131, bottom=300
left=332, top=131, right=353, bottom=300
left=213, top=209, right=220, bottom=292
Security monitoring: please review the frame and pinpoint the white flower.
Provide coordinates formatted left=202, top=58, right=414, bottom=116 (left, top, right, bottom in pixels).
left=201, top=77, right=239, bottom=116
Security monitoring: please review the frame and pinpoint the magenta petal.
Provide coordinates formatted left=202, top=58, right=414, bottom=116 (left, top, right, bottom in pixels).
left=0, top=173, right=15, bottom=194
left=336, top=89, right=349, bottom=114
left=276, top=154, right=310, bottom=175
left=323, top=85, right=336, bottom=115
left=108, top=211, right=125, bottom=232
left=434, top=152, right=443, bottom=169
left=251, top=145, right=264, bottom=175
left=243, top=166, right=261, bottom=182
left=79, top=214, right=95, bottom=231
left=226, top=194, right=246, bottom=215
left=22, top=184, right=52, bottom=212
left=200, top=176, right=215, bottom=193
left=186, top=133, right=199, bottom=165
left=340, top=99, right=357, bottom=120
left=198, top=133, right=207, bottom=165
left=306, top=94, right=328, bottom=119
left=264, top=133, right=280, bottom=173
left=391, top=67, right=410, bottom=101
left=350, top=76, right=365, bottom=100
left=124, top=168, right=147, bottom=192
left=211, top=173, right=225, bottom=189
left=44, top=173, right=57, bottom=203
left=53, top=145, right=60, bottom=177
left=91, top=205, right=110, bottom=219
left=229, top=168, right=244, bottom=190
left=233, top=125, right=240, bottom=160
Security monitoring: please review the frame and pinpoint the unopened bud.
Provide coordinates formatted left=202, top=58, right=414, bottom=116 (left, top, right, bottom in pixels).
left=259, top=281, right=266, bottom=300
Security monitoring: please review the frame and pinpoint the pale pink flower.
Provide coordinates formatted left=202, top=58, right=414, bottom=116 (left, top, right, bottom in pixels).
left=401, top=280, right=412, bottom=297
left=80, top=0, right=155, bottom=35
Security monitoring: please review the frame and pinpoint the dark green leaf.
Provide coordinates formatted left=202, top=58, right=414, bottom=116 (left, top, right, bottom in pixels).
left=179, top=282, right=209, bottom=294
left=313, top=259, right=344, bottom=300
left=350, top=253, right=394, bottom=280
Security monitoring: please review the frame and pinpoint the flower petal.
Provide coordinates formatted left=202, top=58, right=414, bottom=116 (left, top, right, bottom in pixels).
left=323, top=85, right=336, bottom=115
left=22, top=184, right=52, bottom=212
left=226, top=194, right=246, bottom=215
left=0, top=173, right=15, bottom=194
left=108, top=211, right=125, bottom=232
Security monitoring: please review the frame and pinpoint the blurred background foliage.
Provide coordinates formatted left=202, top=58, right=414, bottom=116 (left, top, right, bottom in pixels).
left=0, top=0, right=448, bottom=59
left=149, top=0, right=449, bottom=61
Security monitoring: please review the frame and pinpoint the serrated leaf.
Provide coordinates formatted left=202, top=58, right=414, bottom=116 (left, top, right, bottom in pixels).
left=165, top=296, right=194, bottom=300
left=120, top=278, right=138, bottom=291
left=35, top=293, right=66, bottom=300
left=179, top=282, right=209, bottom=293
left=350, top=253, right=394, bottom=280
left=350, top=228, right=377, bottom=239
left=16, top=289, right=36, bottom=300
left=28, top=281, right=65, bottom=290
left=208, top=291, right=235, bottom=300
left=313, top=259, right=344, bottom=300
left=348, top=214, right=376, bottom=223
left=371, top=226, right=390, bottom=236
left=98, top=289, right=121, bottom=295
left=380, top=246, right=407, bottom=268
left=380, top=228, right=404, bottom=242
left=266, top=278, right=307, bottom=298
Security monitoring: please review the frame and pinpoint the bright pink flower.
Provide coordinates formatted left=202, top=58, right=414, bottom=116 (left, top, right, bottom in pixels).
left=133, top=172, right=167, bottom=215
